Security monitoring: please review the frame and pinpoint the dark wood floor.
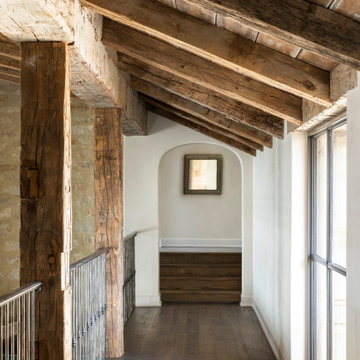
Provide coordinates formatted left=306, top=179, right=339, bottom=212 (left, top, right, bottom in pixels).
left=120, top=304, right=276, bottom=360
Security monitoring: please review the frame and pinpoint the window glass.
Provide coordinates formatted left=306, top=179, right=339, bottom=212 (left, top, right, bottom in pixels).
left=315, top=263, right=328, bottom=360
left=315, top=133, right=328, bottom=259
left=332, top=271, right=346, bottom=360
left=332, top=124, right=347, bottom=268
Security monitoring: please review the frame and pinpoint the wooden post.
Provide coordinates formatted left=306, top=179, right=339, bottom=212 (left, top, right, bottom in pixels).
left=94, top=108, right=124, bottom=358
left=20, top=42, right=72, bottom=360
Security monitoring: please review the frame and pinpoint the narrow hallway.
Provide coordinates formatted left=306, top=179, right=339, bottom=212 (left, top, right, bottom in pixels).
left=121, top=304, right=276, bottom=360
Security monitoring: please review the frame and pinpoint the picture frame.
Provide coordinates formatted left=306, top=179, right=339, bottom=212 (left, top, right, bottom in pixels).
left=183, top=154, right=223, bottom=195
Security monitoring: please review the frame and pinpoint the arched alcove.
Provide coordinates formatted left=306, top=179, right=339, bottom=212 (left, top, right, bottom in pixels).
left=159, top=143, right=242, bottom=249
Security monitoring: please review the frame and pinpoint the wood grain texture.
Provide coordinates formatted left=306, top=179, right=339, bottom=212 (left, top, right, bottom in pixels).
left=80, top=0, right=331, bottom=105
left=20, top=42, right=72, bottom=360
left=0, top=40, right=20, bottom=60
left=119, top=54, right=284, bottom=138
left=94, top=108, right=124, bottom=358
left=102, top=20, right=303, bottom=124
left=122, top=305, right=276, bottom=359
left=147, top=103, right=257, bottom=156
left=133, top=77, right=272, bottom=148
left=181, top=0, right=360, bottom=69
left=143, top=96, right=263, bottom=151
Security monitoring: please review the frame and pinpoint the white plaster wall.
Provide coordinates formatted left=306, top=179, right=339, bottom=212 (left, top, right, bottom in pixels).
left=252, top=133, right=292, bottom=360
left=347, top=73, right=360, bottom=360
left=159, top=143, right=242, bottom=246
left=124, top=113, right=253, bottom=306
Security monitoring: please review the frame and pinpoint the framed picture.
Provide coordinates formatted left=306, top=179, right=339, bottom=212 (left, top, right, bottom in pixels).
left=183, top=154, right=223, bottom=195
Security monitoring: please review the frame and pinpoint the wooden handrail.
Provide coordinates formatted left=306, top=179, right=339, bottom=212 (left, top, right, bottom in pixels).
left=0, top=282, right=42, bottom=307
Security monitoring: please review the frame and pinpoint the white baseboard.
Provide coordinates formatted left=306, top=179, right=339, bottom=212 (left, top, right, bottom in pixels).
left=252, top=298, right=285, bottom=360
left=136, top=296, right=162, bottom=307
left=160, top=238, right=242, bottom=250
left=240, top=295, right=253, bottom=307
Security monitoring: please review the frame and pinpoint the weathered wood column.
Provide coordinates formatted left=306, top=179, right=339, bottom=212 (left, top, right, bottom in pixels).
left=94, top=108, right=124, bottom=358
left=20, top=42, right=72, bottom=360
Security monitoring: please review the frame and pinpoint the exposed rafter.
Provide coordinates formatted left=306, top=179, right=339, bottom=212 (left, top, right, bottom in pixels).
left=80, top=0, right=331, bottom=106
left=143, top=95, right=263, bottom=151
left=182, top=0, right=360, bottom=69
left=118, top=53, right=284, bottom=138
left=102, top=19, right=303, bottom=125
left=132, top=77, right=272, bottom=148
left=146, top=102, right=257, bottom=156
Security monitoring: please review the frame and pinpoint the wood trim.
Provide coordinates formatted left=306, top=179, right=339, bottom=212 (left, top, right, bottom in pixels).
left=146, top=103, right=257, bottom=156
left=20, top=42, right=72, bottom=360
left=102, top=19, right=303, bottom=124
left=119, top=54, right=284, bottom=138
left=94, top=108, right=124, bottom=358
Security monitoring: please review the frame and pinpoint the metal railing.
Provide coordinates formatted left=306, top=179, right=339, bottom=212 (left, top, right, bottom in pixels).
left=70, top=249, right=107, bottom=360
left=124, top=232, right=136, bottom=325
left=0, top=282, right=42, bottom=360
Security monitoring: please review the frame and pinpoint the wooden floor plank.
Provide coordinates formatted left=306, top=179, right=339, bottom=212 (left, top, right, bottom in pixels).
left=119, top=304, right=276, bottom=360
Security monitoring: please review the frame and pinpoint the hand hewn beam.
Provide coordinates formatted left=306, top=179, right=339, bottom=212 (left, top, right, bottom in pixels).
left=20, top=42, right=72, bottom=360
left=143, top=95, right=263, bottom=151
left=94, top=108, right=124, bottom=358
left=132, top=77, right=272, bottom=148
left=146, top=103, right=256, bottom=156
left=80, top=0, right=331, bottom=105
left=296, top=64, right=358, bottom=132
left=102, top=19, right=302, bottom=125
left=182, top=0, right=360, bottom=69
left=118, top=53, right=284, bottom=138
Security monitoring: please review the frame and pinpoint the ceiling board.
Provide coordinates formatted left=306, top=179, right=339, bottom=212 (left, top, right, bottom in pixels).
left=297, top=50, right=338, bottom=71
left=216, top=14, right=258, bottom=41
left=331, top=0, right=360, bottom=21
left=257, top=33, right=301, bottom=58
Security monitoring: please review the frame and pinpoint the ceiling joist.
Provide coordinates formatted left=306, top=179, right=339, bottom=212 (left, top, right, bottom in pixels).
left=132, top=77, right=273, bottom=148
left=118, top=53, right=285, bottom=138
left=182, top=0, right=360, bottom=69
left=80, top=0, right=331, bottom=106
left=146, top=102, right=257, bottom=156
left=102, top=19, right=303, bottom=125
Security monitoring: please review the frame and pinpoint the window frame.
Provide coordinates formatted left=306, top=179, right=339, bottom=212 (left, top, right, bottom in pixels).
left=308, top=118, right=347, bottom=360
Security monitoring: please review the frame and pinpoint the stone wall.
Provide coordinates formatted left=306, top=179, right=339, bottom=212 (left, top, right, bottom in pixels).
left=0, top=81, right=95, bottom=296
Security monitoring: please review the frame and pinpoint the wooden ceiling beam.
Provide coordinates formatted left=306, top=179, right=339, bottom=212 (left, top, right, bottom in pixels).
left=80, top=0, right=331, bottom=106
left=183, top=0, right=360, bottom=69
left=118, top=53, right=284, bottom=138
left=131, top=77, right=272, bottom=148
left=102, top=20, right=302, bottom=125
left=142, top=95, right=263, bottom=151
left=146, top=102, right=257, bottom=156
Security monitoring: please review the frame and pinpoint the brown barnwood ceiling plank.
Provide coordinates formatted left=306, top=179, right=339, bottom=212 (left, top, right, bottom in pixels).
left=80, top=0, right=331, bottom=105
left=0, top=54, right=20, bottom=70
left=132, top=77, right=272, bottom=148
left=118, top=53, right=284, bottom=138
left=102, top=20, right=302, bottom=125
left=0, top=40, right=20, bottom=60
left=142, top=95, right=264, bottom=151
left=0, top=73, right=19, bottom=84
left=0, top=65, right=20, bottom=78
left=147, top=102, right=256, bottom=156
left=183, top=0, right=360, bottom=69
left=20, top=42, right=72, bottom=360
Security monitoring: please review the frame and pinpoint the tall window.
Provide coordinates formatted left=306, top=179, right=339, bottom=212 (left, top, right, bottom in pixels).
left=309, top=120, right=347, bottom=360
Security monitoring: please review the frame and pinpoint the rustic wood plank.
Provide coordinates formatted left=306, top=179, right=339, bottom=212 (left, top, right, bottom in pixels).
left=133, top=77, right=272, bottom=148
left=160, top=252, right=242, bottom=265
left=0, top=40, right=20, bottom=60
left=0, top=72, right=20, bottom=84
left=142, top=96, right=263, bottom=151
left=146, top=103, right=256, bottom=156
left=94, top=108, right=124, bottom=358
left=102, top=20, right=302, bottom=125
left=80, top=0, right=331, bottom=105
left=160, top=264, right=242, bottom=277
left=119, top=54, right=284, bottom=138
left=0, top=54, right=20, bottom=70
left=180, top=0, right=360, bottom=69
left=20, top=42, right=72, bottom=360
left=160, top=277, right=241, bottom=291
